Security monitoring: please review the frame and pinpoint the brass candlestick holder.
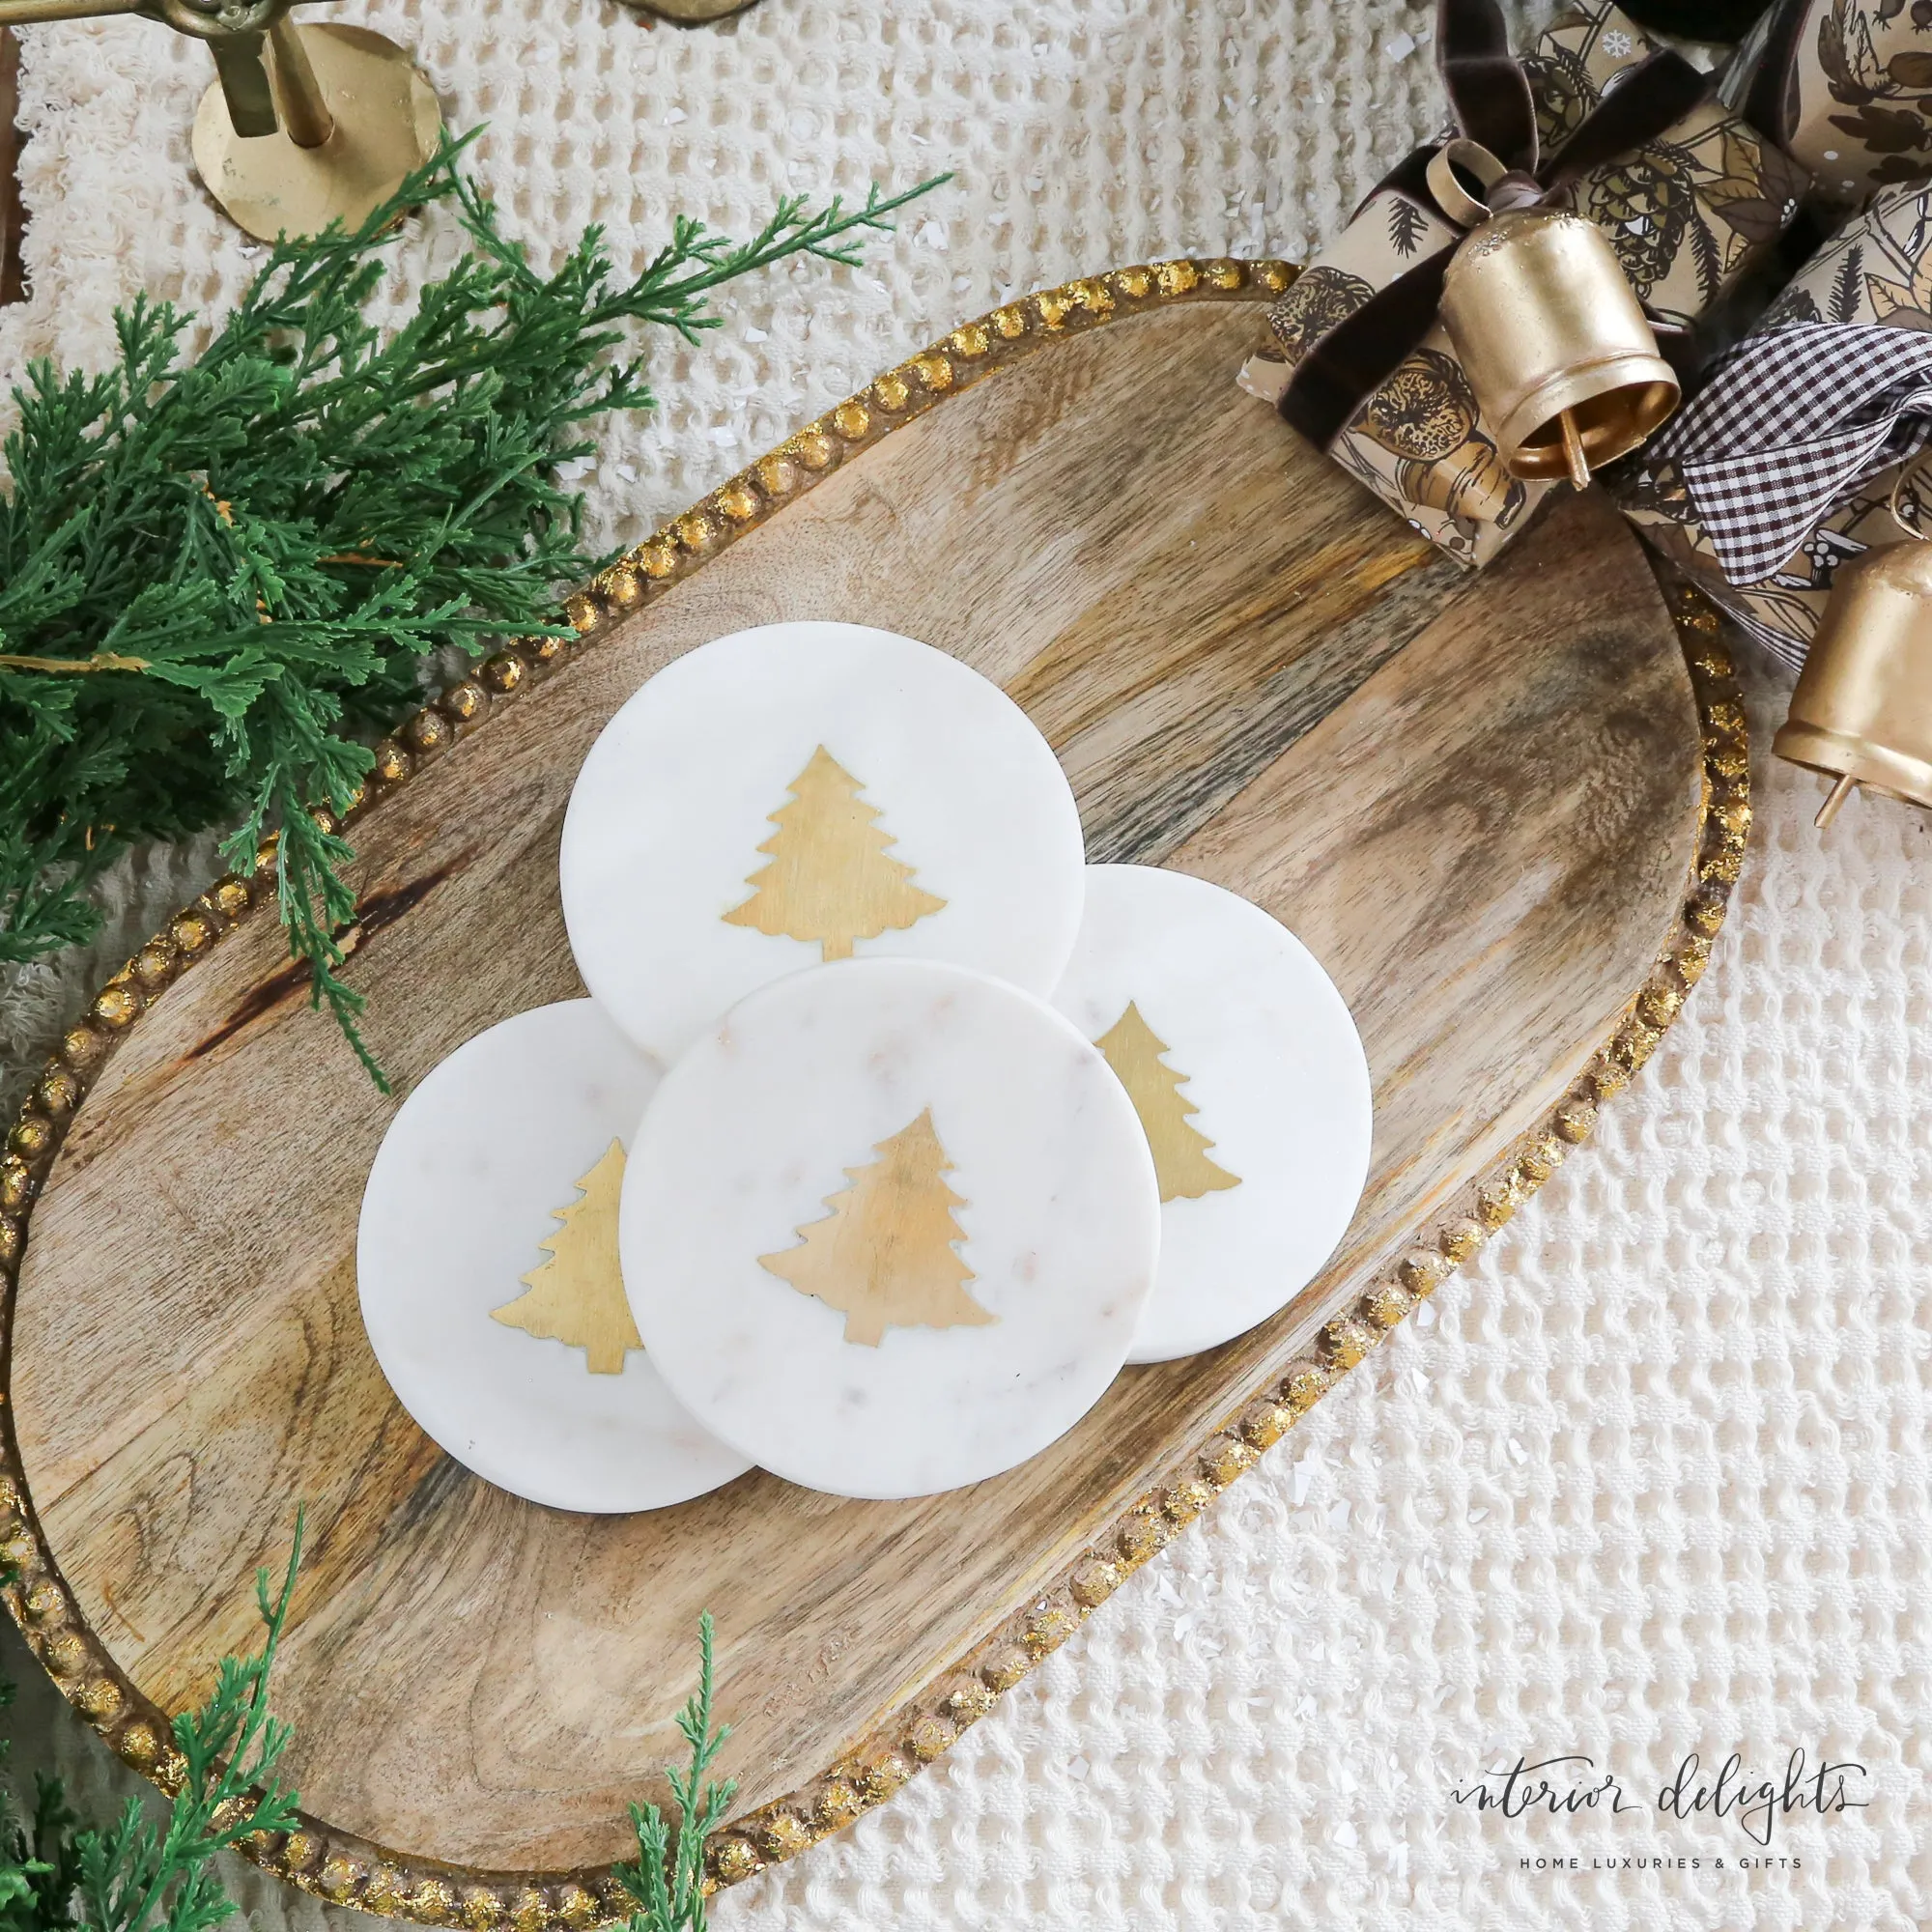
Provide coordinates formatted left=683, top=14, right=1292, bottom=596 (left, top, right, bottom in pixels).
left=0, top=0, right=440, bottom=241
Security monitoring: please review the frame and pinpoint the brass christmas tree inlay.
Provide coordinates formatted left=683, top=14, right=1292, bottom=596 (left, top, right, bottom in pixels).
left=759, top=1108, right=996, bottom=1347
left=492, top=1139, right=642, bottom=1374
left=1094, top=1002, right=1241, bottom=1203
left=721, top=744, right=946, bottom=961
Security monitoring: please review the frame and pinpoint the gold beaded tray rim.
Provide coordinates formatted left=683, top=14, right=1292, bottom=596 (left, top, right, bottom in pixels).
left=0, top=257, right=1751, bottom=1923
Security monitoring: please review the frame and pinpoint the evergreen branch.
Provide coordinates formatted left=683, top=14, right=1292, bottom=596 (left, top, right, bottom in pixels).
left=0, top=134, right=945, bottom=1083
left=0, top=1519, right=311, bottom=1932
left=0, top=1572, right=732, bottom=1932
left=0, top=1583, right=81, bottom=1932
left=580, top=177, right=954, bottom=342
left=614, top=1613, right=735, bottom=1932
left=76, top=1518, right=304, bottom=1932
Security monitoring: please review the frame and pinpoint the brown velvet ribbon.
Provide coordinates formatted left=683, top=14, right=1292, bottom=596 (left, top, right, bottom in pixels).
left=1279, top=0, right=1712, bottom=450
left=1741, top=0, right=1805, bottom=153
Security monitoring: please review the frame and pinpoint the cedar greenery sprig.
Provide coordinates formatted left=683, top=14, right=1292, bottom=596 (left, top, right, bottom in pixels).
left=614, top=1611, right=734, bottom=1932
left=0, top=1518, right=304, bottom=1932
left=0, top=1535, right=734, bottom=1932
left=0, top=129, right=946, bottom=1084
left=71, top=1521, right=305, bottom=1932
left=0, top=1692, right=81, bottom=1932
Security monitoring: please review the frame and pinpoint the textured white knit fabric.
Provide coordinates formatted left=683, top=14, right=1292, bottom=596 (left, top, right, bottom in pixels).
left=2, top=2, right=1928, bottom=1927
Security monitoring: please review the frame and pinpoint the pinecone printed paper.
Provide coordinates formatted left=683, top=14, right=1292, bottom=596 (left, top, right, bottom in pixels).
left=1585, top=145, right=1699, bottom=301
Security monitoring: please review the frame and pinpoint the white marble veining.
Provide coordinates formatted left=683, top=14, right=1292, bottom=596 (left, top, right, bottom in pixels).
left=356, top=1000, right=753, bottom=1513
left=621, top=958, right=1160, bottom=1499
left=1051, top=865, right=1374, bottom=1364
left=558, top=622, right=1087, bottom=1062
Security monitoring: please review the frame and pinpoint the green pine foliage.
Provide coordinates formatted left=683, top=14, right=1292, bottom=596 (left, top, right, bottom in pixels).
left=0, top=1520, right=303, bottom=1932
left=0, top=131, right=943, bottom=1084
left=0, top=1720, right=82, bottom=1932
left=614, top=1612, right=735, bottom=1932
left=0, top=1520, right=729, bottom=1932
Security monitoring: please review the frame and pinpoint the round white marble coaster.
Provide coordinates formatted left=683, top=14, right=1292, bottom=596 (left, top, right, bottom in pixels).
left=1050, top=865, right=1374, bottom=1365
left=356, top=1000, right=753, bottom=1513
left=621, top=958, right=1161, bottom=1500
left=558, top=621, right=1086, bottom=1063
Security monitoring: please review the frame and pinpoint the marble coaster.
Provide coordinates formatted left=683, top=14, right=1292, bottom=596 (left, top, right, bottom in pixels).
left=620, top=959, right=1161, bottom=1499
left=356, top=1000, right=753, bottom=1513
left=1050, top=865, right=1374, bottom=1364
left=559, top=621, right=1086, bottom=1062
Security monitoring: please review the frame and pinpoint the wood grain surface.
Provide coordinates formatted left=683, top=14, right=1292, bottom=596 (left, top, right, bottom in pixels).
left=2, top=278, right=1732, bottom=1908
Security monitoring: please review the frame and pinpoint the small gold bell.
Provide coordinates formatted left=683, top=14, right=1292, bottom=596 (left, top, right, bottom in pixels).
left=1774, top=539, right=1932, bottom=829
left=1438, top=207, right=1680, bottom=490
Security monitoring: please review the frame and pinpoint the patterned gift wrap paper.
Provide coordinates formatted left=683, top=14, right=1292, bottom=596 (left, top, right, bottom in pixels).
left=1731, top=0, right=1932, bottom=209
left=1263, top=0, right=1805, bottom=570
left=1616, top=179, right=1932, bottom=670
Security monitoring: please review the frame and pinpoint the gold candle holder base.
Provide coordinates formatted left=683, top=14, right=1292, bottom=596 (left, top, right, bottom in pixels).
left=621, top=0, right=762, bottom=17
left=191, top=23, right=440, bottom=242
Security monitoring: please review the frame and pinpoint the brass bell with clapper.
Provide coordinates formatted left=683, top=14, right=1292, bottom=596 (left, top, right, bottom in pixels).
left=1429, top=139, right=1681, bottom=490
left=0, top=0, right=440, bottom=242
left=1775, top=467, right=1932, bottom=829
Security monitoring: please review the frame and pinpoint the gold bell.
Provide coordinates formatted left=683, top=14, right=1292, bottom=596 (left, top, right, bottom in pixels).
left=1437, top=206, right=1680, bottom=490
left=1774, top=539, right=1932, bottom=829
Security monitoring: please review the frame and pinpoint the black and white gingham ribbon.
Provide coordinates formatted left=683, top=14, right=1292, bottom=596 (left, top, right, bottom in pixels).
left=1646, top=322, right=1932, bottom=585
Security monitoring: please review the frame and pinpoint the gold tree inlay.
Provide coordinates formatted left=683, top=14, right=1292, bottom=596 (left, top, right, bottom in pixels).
left=492, top=1139, right=642, bottom=1373
left=1094, top=1002, right=1241, bottom=1203
left=759, top=1108, right=996, bottom=1347
left=722, top=745, right=946, bottom=961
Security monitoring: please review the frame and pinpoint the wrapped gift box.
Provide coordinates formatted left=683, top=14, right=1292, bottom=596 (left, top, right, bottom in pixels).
left=1254, top=2, right=1807, bottom=569
left=1730, top=0, right=1932, bottom=208
left=1618, top=181, right=1932, bottom=671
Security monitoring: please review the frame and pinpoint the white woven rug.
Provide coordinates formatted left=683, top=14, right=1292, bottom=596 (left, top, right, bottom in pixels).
left=2, top=3, right=1927, bottom=1927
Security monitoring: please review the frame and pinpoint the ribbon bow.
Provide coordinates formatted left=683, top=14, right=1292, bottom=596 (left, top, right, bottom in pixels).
left=1279, top=0, right=1711, bottom=450
left=1644, top=320, right=1932, bottom=583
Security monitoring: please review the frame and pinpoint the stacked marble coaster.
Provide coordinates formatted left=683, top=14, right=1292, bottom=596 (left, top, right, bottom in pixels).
left=357, top=623, right=1373, bottom=1510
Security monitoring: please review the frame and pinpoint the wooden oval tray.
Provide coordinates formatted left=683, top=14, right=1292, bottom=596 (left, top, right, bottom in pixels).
left=0, top=259, right=1747, bottom=1920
